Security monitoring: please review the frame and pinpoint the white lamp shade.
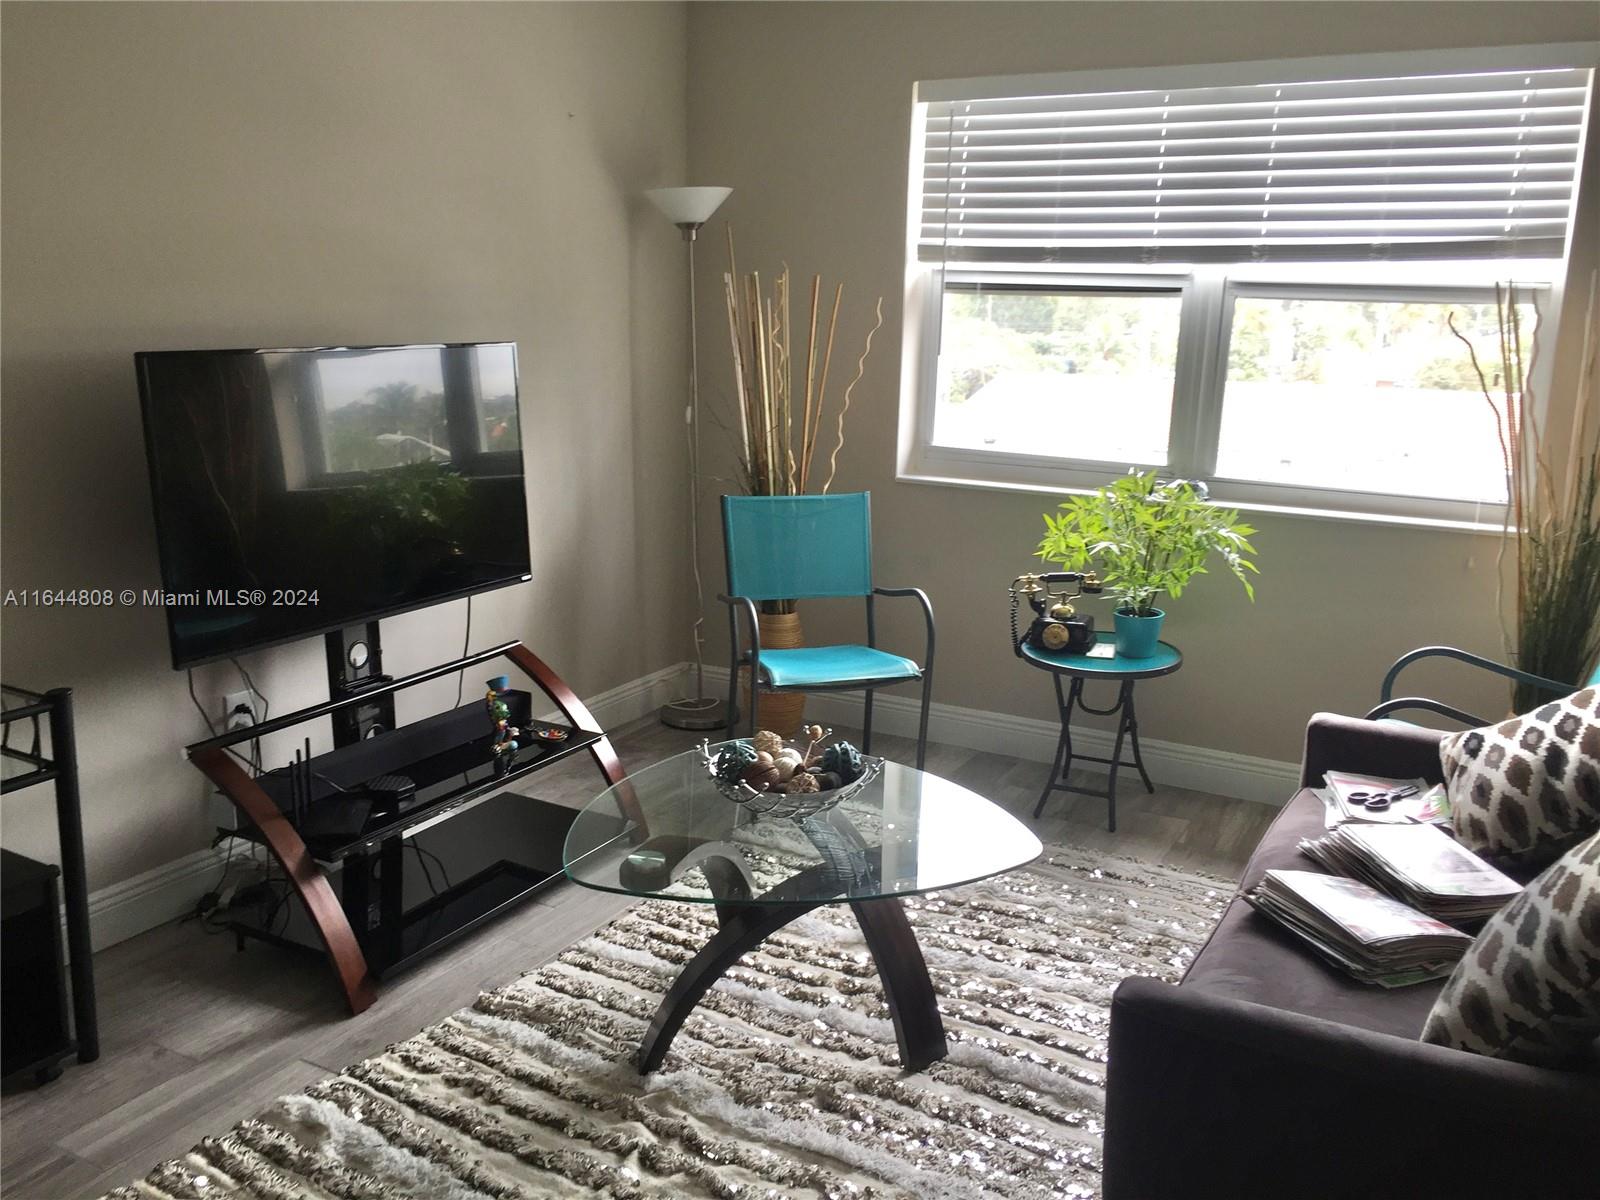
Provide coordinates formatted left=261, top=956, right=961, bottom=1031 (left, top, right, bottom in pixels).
left=645, top=186, right=731, bottom=226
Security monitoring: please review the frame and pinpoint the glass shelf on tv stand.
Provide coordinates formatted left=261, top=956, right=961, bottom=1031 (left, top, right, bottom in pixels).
left=236, top=704, right=603, bottom=862
left=219, top=698, right=604, bottom=977
left=185, top=638, right=627, bottom=1014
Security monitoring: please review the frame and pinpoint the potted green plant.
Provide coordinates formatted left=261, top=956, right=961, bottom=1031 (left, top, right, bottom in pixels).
left=1037, top=471, right=1258, bottom=657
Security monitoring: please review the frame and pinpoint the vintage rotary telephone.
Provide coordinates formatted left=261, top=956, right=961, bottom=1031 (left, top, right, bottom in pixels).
left=1010, top=571, right=1103, bottom=656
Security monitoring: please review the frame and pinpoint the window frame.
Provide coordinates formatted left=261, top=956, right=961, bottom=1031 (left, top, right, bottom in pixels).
left=295, top=348, right=525, bottom=489
left=914, top=268, right=1192, bottom=483
left=903, top=262, right=1559, bottom=525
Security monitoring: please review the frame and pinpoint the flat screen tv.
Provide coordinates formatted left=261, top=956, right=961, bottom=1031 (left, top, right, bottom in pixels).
left=137, top=342, right=530, bottom=669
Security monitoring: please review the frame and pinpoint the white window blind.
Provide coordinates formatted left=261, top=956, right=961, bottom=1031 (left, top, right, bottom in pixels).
left=919, top=65, right=1592, bottom=264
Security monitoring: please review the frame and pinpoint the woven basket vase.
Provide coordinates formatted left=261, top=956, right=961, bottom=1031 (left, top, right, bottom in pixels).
left=740, top=608, right=806, bottom=737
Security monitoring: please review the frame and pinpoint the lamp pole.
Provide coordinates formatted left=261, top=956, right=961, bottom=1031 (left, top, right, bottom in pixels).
left=646, top=187, right=731, bottom=730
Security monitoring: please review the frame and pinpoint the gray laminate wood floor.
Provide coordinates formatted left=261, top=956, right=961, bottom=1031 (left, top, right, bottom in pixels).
left=0, top=715, right=1276, bottom=1199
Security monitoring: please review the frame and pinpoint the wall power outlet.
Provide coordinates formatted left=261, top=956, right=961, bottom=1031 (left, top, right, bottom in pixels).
left=223, top=689, right=258, bottom=728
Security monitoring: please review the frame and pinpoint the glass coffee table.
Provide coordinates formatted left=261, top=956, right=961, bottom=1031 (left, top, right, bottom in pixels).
left=563, top=745, right=1043, bottom=1074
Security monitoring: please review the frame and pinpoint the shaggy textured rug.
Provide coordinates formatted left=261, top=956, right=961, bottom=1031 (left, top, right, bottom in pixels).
left=105, top=848, right=1229, bottom=1200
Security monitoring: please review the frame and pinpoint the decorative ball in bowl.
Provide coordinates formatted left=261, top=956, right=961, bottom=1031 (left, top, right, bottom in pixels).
left=701, top=725, right=883, bottom=819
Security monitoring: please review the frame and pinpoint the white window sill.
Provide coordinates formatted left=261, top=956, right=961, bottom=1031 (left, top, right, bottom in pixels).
left=896, top=466, right=1510, bottom=536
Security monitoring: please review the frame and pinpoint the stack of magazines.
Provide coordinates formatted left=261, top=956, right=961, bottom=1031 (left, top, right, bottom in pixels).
left=1315, top=770, right=1449, bottom=828
left=1299, top=823, right=1520, bottom=923
left=1244, top=869, right=1472, bottom=987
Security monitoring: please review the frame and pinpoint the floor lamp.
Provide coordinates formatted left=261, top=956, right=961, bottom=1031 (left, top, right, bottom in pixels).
left=646, top=185, right=732, bottom=730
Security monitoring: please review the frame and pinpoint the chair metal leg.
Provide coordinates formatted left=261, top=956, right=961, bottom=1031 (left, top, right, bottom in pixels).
left=914, top=669, right=932, bottom=771
left=724, top=662, right=739, bottom=737
left=861, top=688, right=875, bottom=753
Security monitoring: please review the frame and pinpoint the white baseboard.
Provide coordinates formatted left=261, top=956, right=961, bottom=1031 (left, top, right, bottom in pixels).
left=87, top=663, right=689, bottom=952
left=90, top=659, right=1297, bottom=951
left=532, top=660, right=691, bottom=731
left=704, top=665, right=1298, bottom=808
left=84, top=846, right=225, bottom=952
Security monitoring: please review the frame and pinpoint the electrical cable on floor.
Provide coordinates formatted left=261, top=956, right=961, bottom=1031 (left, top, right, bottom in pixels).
left=186, top=831, right=244, bottom=927
left=259, top=859, right=293, bottom=938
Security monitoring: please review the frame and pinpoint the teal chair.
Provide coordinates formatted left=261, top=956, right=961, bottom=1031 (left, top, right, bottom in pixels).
left=1365, top=645, right=1592, bottom=726
left=719, top=493, right=935, bottom=768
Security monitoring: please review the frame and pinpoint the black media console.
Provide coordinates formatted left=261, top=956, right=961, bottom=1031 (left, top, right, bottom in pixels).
left=186, top=637, right=628, bottom=1014
left=224, top=697, right=594, bottom=977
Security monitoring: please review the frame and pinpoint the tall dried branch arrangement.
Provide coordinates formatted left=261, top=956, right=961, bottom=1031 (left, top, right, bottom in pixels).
left=1450, top=276, right=1600, bottom=711
left=721, top=228, right=884, bottom=612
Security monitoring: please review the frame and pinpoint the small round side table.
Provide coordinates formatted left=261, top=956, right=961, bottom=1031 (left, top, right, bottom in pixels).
left=1018, top=637, right=1183, bottom=832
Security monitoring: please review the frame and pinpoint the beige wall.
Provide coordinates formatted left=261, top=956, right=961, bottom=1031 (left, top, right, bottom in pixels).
left=2, top=0, right=1596, bottom=897
left=0, top=1, right=691, bottom=888
left=686, top=2, right=1600, bottom=766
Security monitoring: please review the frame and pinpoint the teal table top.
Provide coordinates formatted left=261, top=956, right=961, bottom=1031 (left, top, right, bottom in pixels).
left=1019, top=636, right=1182, bottom=679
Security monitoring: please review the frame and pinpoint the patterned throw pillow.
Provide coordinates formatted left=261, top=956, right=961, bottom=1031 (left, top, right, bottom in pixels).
left=1441, top=688, right=1600, bottom=867
left=1421, top=832, right=1600, bottom=1066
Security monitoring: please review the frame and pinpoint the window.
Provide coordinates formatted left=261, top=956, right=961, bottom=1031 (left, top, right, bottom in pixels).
left=268, top=346, right=524, bottom=489
left=312, top=348, right=452, bottom=474
left=1214, top=290, right=1534, bottom=503
left=934, top=283, right=1181, bottom=464
left=904, top=47, right=1594, bottom=523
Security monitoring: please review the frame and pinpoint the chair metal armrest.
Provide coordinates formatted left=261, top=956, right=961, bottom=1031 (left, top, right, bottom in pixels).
left=717, top=593, right=761, bottom=662
left=1379, top=645, right=1573, bottom=705
left=1363, top=696, right=1490, bottom=727
left=869, top=586, right=936, bottom=673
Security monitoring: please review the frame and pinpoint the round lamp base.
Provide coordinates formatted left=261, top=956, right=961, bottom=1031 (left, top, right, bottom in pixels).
left=659, top=696, right=729, bottom=732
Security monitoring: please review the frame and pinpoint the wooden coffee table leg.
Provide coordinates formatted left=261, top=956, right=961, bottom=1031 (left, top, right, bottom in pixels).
left=636, top=899, right=817, bottom=1074
left=637, top=893, right=950, bottom=1075
left=851, top=896, right=948, bottom=1072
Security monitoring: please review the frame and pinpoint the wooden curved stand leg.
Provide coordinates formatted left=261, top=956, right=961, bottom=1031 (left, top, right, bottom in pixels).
left=504, top=644, right=645, bottom=835
left=503, top=644, right=626, bottom=789
left=191, top=747, right=377, bottom=1016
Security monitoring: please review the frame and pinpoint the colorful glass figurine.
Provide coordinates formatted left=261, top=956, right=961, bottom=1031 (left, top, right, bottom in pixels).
left=484, top=674, right=521, bottom=771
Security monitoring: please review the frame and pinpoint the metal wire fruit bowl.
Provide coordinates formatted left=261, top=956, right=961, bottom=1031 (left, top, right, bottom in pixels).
left=698, top=741, right=884, bottom=819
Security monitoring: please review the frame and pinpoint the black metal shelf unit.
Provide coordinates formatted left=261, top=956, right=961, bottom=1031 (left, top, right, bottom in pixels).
left=1, top=685, right=99, bottom=1084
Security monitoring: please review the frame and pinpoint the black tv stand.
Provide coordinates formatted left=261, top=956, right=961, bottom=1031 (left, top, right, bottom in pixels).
left=186, top=641, right=628, bottom=1014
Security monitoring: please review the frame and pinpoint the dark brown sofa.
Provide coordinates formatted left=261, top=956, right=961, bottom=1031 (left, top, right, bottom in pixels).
left=1102, top=713, right=1600, bottom=1200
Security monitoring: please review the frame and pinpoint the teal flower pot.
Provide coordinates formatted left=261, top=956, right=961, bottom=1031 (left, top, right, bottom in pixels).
left=1113, top=607, right=1165, bottom=659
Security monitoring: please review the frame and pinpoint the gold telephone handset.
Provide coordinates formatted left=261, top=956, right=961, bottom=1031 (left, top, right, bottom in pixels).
left=1010, top=570, right=1103, bottom=656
